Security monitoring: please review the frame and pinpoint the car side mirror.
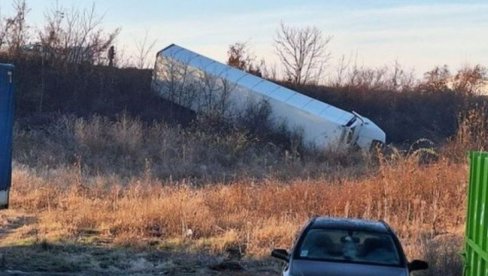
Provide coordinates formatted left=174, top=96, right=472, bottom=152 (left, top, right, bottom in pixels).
left=271, top=249, right=289, bottom=262
left=408, top=260, right=428, bottom=271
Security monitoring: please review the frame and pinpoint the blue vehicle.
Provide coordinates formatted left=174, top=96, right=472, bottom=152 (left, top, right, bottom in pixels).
left=0, top=64, right=14, bottom=209
left=271, top=217, right=428, bottom=276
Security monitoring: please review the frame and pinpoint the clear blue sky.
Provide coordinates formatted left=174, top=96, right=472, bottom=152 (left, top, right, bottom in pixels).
left=2, top=0, right=487, bottom=76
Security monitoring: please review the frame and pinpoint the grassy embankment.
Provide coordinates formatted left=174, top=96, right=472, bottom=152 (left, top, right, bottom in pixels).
left=5, top=112, right=485, bottom=275
left=3, top=56, right=488, bottom=274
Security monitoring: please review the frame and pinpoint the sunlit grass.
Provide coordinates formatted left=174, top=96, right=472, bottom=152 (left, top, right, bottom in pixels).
left=8, top=111, right=483, bottom=275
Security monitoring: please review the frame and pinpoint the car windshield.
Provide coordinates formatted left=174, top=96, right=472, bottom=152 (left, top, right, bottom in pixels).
left=296, top=228, right=401, bottom=266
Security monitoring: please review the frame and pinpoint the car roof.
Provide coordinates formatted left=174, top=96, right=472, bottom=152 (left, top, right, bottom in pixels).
left=310, top=217, right=389, bottom=233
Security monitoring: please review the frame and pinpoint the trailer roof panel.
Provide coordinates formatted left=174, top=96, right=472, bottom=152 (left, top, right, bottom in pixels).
left=202, top=62, right=228, bottom=77
left=269, top=88, right=295, bottom=102
left=159, top=44, right=354, bottom=126
left=252, top=81, right=282, bottom=97
left=286, top=94, right=314, bottom=110
left=303, top=100, right=328, bottom=115
left=226, top=69, right=262, bottom=87
left=192, top=56, right=215, bottom=70
left=320, top=105, right=354, bottom=125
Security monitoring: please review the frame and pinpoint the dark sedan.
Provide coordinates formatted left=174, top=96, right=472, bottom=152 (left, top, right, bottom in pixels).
left=271, top=217, right=428, bottom=276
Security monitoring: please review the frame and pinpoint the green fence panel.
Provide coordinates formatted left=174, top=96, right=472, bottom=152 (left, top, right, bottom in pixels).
left=465, top=151, right=488, bottom=276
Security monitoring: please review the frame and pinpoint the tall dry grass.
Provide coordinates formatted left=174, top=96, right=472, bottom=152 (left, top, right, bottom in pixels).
left=10, top=157, right=466, bottom=263
left=13, top=115, right=369, bottom=182
left=9, top=112, right=478, bottom=274
left=441, top=105, right=488, bottom=162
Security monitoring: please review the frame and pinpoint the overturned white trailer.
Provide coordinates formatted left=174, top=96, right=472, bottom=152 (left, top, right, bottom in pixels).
left=152, top=44, right=385, bottom=151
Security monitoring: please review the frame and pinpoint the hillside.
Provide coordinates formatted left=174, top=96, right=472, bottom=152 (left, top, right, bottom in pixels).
left=0, top=55, right=486, bottom=275
left=6, top=55, right=487, bottom=146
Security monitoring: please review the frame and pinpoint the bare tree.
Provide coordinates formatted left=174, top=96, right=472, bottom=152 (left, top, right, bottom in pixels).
left=274, top=22, right=332, bottom=85
left=135, top=29, right=157, bottom=69
left=260, top=60, right=278, bottom=80
left=385, top=61, right=416, bottom=92
left=333, top=54, right=352, bottom=87
left=419, top=65, right=451, bottom=92
left=453, top=64, right=487, bottom=95
left=39, top=2, right=120, bottom=66
left=227, top=41, right=251, bottom=70
left=3, top=0, right=29, bottom=56
left=348, top=65, right=388, bottom=90
left=227, top=41, right=262, bottom=77
left=113, top=44, right=132, bottom=68
left=0, top=5, right=5, bottom=49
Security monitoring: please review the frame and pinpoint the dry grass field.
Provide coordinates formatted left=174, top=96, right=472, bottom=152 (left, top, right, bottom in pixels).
left=1, top=112, right=483, bottom=275
left=10, top=156, right=465, bottom=264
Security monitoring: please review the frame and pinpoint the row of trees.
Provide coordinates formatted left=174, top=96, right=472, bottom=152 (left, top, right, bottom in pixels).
left=1, top=0, right=486, bottom=94
left=226, top=24, right=487, bottom=95
left=226, top=23, right=332, bottom=86
left=1, top=0, right=485, bottom=146
left=0, top=0, right=158, bottom=68
left=0, top=0, right=28, bottom=56
left=0, top=0, right=119, bottom=66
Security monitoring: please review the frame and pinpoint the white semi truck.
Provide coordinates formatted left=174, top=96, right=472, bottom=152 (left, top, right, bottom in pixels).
left=152, top=44, right=385, bottom=151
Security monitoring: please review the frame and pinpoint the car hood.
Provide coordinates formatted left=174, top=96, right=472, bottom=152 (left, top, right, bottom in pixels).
left=290, top=259, right=408, bottom=276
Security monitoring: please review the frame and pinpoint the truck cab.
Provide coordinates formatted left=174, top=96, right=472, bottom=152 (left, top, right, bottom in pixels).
left=344, top=112, right=385, bottom=151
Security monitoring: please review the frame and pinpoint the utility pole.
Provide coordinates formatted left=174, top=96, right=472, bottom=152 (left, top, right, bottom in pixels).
left=108, top=46, right=115, bottom=67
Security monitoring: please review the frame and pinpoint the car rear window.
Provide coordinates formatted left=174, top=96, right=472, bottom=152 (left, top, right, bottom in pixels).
left=296, top=228, right=401, bottom=266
